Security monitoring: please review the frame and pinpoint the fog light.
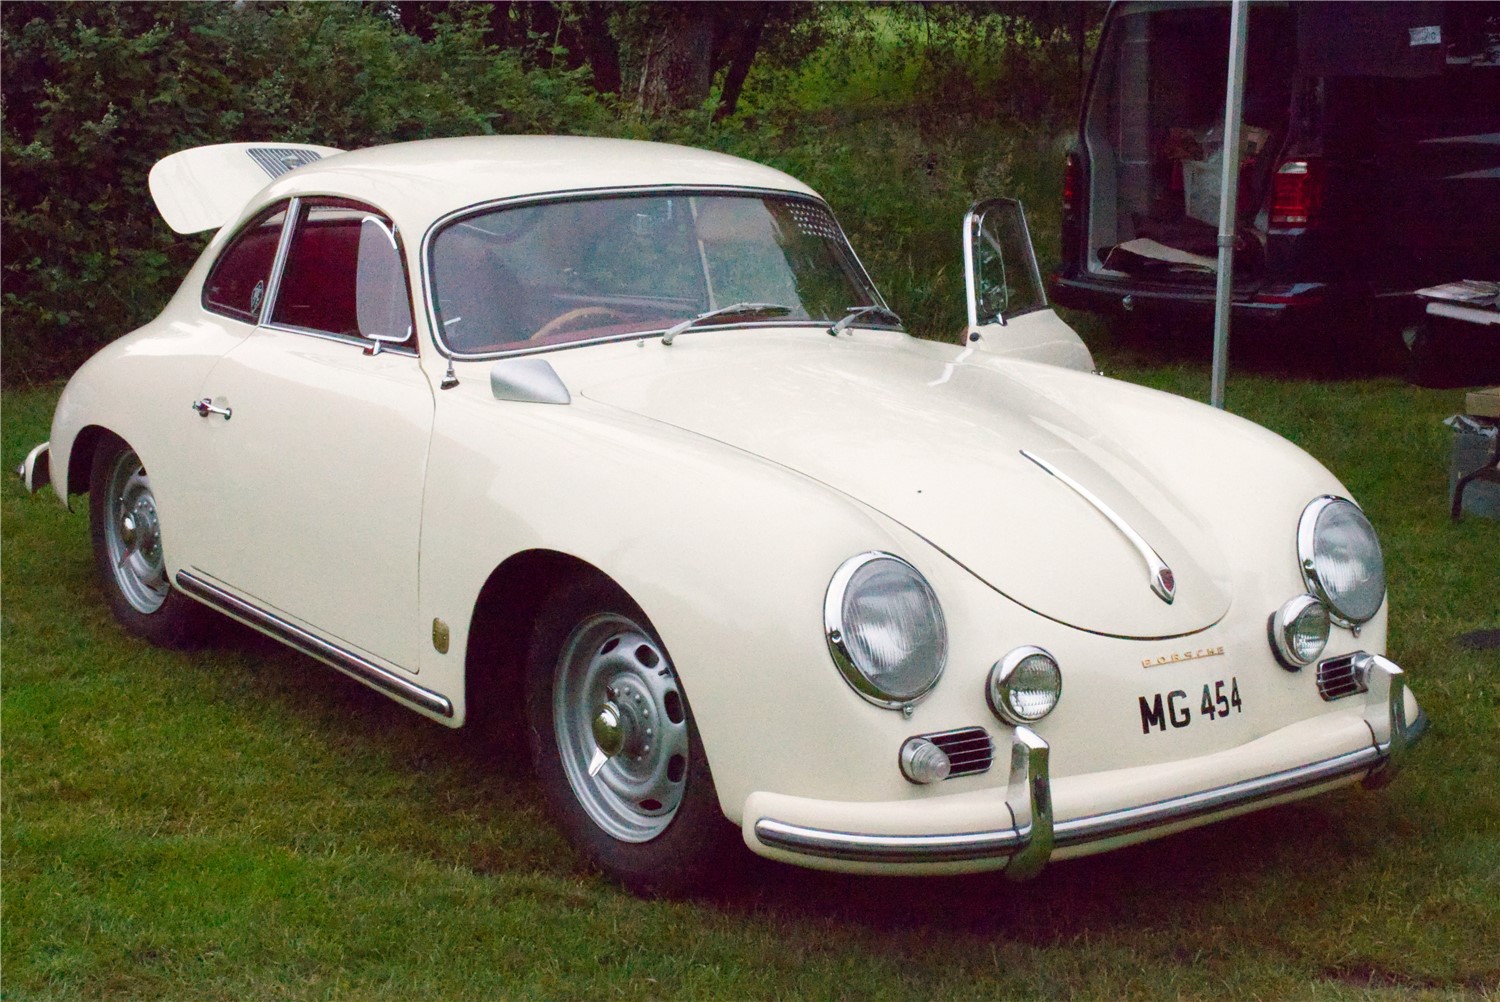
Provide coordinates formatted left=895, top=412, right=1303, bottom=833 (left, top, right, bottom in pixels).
left=899, top=737, right=952, bottom=784
left=987, top=646, right=1063, bottom=725
left=1268, top=594, right=1330, bottom=670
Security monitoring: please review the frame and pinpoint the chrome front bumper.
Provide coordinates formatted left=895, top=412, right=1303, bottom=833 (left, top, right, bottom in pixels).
left=752, top=655, right=1426, bottom=878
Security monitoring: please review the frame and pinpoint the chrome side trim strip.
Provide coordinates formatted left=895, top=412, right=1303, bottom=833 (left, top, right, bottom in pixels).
left=1020, top=449, right=1177, bottom=604
left=175, top=571, right=454, bottom=718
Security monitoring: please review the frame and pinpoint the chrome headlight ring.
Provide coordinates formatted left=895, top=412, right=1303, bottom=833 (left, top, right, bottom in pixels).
left=1297, top=496, right=1386, bottom=628
left=824, top=551, right=948, bottom=711
left=1268, top=594, right=1331, bottom=670
left=986, top=645, right=1063, bottom=725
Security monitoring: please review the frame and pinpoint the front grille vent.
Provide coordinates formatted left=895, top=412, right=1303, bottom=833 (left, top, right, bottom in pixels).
left=923, top=727, right=994, bottom=778
left=1316, top=653, right=1369, bottom=701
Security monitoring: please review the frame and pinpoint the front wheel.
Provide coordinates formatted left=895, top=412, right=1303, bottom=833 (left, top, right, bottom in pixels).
left=89, top=434, right=205, bottom=646
left=524, top=578, right=739, bottom=895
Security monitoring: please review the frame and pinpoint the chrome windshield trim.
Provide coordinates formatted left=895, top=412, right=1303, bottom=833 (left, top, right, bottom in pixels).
left=175, top=571, right=453, bottom=718
left=421, top=185, right=890, bottom=361
left=1020, top=449, right=1177, bottom=605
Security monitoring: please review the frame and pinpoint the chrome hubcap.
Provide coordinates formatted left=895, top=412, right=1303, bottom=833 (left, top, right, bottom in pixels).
left=103, top=450, right=168, bottom=614
left=554, top=614, right=690, bottom=842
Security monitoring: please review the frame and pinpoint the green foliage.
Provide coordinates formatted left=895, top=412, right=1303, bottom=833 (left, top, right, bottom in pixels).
left=1, top=1, right=1095, bottom=383
left=1, top=2, right=610, bottom=383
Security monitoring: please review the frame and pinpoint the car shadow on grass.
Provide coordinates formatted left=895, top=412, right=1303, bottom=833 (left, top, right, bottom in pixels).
left=712, top=795, right=1376, bottom=942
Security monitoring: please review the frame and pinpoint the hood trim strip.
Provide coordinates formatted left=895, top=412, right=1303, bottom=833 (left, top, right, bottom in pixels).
left=1020, top=450, right=1176, bottom=605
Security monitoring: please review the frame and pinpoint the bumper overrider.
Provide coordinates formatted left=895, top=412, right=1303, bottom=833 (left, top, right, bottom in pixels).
left=749, top=655, right=1426, bottom=878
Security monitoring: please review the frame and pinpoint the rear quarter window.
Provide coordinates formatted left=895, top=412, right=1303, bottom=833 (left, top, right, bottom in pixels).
left=202, top=204, right=289, bottom=322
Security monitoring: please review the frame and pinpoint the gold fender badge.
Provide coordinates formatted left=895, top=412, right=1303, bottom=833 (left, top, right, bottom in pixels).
left=1142, top=646, right=1225, bottom=669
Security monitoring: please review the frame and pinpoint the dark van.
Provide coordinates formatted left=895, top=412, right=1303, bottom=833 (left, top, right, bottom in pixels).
left=1050, top=1, right=1500, bottom=347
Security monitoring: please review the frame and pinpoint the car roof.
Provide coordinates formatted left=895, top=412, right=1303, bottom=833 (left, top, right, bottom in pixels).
left=254, top=135, right=820, bottom=225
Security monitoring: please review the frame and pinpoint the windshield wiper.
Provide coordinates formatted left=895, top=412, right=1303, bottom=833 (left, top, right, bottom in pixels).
left=828, top=304, right=903, bottom=337
left=660, top=302, right=792, bottom=345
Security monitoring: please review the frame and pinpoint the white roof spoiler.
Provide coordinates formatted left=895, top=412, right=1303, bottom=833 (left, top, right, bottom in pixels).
left=148, top=142, right=343, bottom=234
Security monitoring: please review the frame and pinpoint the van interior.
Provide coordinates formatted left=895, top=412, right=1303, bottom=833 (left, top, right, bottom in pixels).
left=1080, top=1, right=1500, bottom=290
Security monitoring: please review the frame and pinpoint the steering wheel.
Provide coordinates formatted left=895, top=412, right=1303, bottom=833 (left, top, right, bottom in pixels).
left=528, top=306, right=628, bottom=342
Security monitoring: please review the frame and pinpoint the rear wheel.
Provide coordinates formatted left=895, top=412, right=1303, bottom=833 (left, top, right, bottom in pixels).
left=89, top=434, right=204, bottom=646
left=524, top=578, right=739, bottom=895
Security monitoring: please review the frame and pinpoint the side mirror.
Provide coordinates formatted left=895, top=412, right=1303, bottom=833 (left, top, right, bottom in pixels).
left=356, top=215, right=413, bottom=354
left=963, top=198, right=1047, bottom=331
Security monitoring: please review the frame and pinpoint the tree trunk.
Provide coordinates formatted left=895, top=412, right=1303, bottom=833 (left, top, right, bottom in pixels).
left=570, top=2, right=622, bottom=94
left=634, top=6, right=715, bottom=115
left=713, top=2, right=767, bottom=121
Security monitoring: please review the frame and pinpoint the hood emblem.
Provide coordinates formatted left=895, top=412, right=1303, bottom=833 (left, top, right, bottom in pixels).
left=1020, top=450, right=1177, bottom=606
left=1153, top=567, right=1176, bottom=604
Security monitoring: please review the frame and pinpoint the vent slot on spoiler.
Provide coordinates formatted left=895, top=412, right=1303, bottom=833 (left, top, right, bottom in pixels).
left=248, top=147, right=326, bottom=179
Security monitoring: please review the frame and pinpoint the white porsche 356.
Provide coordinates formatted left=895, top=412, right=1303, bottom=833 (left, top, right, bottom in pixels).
left=19, top=136, right=1426, bottom=895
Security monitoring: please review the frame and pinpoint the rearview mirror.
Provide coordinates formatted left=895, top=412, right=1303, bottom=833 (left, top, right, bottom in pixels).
left=356, top=216, right=413, bottom=353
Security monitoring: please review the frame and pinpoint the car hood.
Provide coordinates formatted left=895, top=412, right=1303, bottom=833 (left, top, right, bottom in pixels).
left=578, top=333, right=1232, bottom=638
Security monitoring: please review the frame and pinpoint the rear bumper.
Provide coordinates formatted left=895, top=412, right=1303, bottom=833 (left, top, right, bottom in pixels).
left=1049, top=272, right=1361, bottom=329
left=746, top=655, right=1425, bottom=877
left=15, top=442, right=51, bottom=494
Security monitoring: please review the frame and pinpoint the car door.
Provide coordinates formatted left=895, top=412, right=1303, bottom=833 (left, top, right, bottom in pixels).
left=963, top=197, right=1095, bottom=371
left=183, top=197, right=433, bottom=672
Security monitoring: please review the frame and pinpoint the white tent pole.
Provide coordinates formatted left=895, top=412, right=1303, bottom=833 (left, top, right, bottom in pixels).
left=1211, top=0, right=1249, bottom=410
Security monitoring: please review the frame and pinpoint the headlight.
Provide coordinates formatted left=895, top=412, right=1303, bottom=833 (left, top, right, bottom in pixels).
left=1268, top=594, right=1330, bottom=669
left=987, top=646, right=1063, bottom=724
left=825, top=552, right=947, bottom=709
left=1298, top=496, right=1386, bottom=625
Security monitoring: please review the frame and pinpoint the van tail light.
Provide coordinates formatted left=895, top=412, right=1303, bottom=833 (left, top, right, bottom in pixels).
left=1270, top=158, right=1326, bottom=227
left=1062, top=150, right=1081, bottom=214
left=1061, top=150, right=1083, bottom=265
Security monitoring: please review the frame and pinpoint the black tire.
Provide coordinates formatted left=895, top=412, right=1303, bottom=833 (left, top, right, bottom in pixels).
left=524, top=576, right=741, bottom=896
left=89, top=433, right=205, bottom=647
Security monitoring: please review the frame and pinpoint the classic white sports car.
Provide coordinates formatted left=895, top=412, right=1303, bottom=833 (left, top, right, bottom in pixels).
left=19, top=136, right=1426, bottom=895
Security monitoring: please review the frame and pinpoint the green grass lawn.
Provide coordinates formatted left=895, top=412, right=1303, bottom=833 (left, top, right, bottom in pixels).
left=3, top=352, right=1497, bottom=1001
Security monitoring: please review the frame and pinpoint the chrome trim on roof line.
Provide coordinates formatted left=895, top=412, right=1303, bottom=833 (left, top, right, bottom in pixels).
left=175, top=570, right=453, bottom=718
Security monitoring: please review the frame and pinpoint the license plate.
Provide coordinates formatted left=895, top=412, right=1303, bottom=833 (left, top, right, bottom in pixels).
left=1138, top=676, right=1243, bottom=734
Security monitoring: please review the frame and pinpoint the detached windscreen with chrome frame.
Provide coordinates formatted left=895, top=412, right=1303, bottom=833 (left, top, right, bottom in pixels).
left=429, top=192, right=885, bottom=355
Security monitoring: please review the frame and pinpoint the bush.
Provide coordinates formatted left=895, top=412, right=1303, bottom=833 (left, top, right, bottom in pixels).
left=1, top=2, right=1092, bottom=383
left=1, top=2, right=609, bottom=383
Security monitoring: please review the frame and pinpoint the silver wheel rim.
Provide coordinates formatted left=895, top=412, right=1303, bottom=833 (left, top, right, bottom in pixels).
left=553, top=613, right=690, bottom=842
left=103, top=449, right=169, bottom=615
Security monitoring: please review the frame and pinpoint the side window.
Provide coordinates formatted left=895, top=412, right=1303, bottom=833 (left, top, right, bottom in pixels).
left=270, top=200, right=416, bottom=350
left=202, top=204, right=289, bottom=322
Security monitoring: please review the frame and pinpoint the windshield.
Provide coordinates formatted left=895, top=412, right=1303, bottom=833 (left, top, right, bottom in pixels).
left=429, top=192, right=884, bottom=354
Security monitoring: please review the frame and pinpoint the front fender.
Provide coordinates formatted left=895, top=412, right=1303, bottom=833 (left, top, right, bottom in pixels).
left=417, top=381, right=973, bottom=817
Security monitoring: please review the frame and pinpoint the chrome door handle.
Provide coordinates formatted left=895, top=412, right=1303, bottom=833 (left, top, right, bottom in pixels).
left=191, top=398, right=232, bottom=421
